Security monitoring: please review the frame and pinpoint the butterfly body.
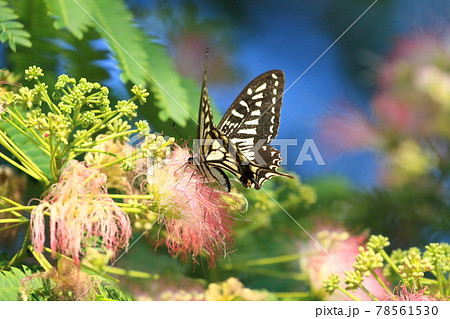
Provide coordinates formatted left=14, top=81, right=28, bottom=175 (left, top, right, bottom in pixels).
left=189, top=68, right=293, bottom=191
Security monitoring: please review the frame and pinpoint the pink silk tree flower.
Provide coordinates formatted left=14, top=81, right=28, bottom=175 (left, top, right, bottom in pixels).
left=146, top=146, right=245, bottom=267
left=376, top=33, right=450, bottom=136
left=30, top=160, right=132, bottom=265
left=373, top=94, right=421, bottom=135
left=319, top=104, right=383, bottom=153
left=393, top=285, right=439, bottom=301
left=377, top=34, right=444, bottom=91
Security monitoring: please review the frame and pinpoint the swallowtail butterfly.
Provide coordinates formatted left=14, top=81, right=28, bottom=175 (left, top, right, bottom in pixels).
left=189, top=68, right=293, bottom=191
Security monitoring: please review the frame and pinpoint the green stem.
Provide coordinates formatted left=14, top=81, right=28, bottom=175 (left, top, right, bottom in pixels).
left=71, top=112, right=118, bottom=147
left=0, top=149, right=41, bottom=181
left=0, top=218, right=28, bottom=223
left=106, top=267, right=159, bottom=280
left=92, top=129, right=139, bottom=146
left=0, top=206, right=35, bottom=214
left=65, top=121, right=138, bottom=160
left=273, top=292, right=312, bottom=299
left=71, top=148, right=119, bottom=158
left=380, top=249, right=400, bottom=276
left=0, top=205, right=34, bottom=219
left=337, top=286, right=361, bottom=301
left=0, top=220, right=28, bottom=232
left=47, top=117, right=61, bottom=180
left=0, top=196, right=26, bottom=207
left=0, top=132, right=48, bottom=183
left=4, top=111, right=50, bottom=155
left=358, top=284, right=379, bottom=301
left=8, top=225, right=31, bottom=268
left=92, top=150, right=141, bottom=170
left=222, top=253, right=302, bottom=269
left=38, top=81, right=61, bottom=116
left=30, top=246, right=53, bottom=271
left=72, top=103, right=81, bottom=126
left=370, top=269, right=392, bottom=295
left=433, top=261, right=445, bottom=297
left=107, top=194, right=154, bottom=200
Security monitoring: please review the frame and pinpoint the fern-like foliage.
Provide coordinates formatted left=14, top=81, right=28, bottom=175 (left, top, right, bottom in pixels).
left=9, top=0, right=62, bottom=82
left=79, top=0, right=150, bottom=85
left=0, top=0, right=31, bottom=52
left=95, top=283, right=134, bottom=301
left=0, top=265, right=134, bottom=301
left=43, top=0, right=91, bottom=40
left=0, top=266, right=48, bottom=301
left=144, top=75, right=200, bottom=140
left=141, top=39, right=193, bottom=127
left=7, top=0, right=193, bottom=127
left=68, top=0, right=191, bottom=126
left=46, top=0, right=194, bottom=126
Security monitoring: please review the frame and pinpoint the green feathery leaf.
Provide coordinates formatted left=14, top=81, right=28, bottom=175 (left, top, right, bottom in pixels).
left=141, top=39, right=192, bottom=126
left=79, top=0, right=150, bottom=85
left=43, top=0, right=92, bottom=39
left=9, top=0, right=62, bottom=82
left=0, top=266, right=43, bottom=301
left=78, top=0, right=190, bottom=126
left=0, top=0, right=31, bottom=52
left=95, top=283, right=134, bottom=301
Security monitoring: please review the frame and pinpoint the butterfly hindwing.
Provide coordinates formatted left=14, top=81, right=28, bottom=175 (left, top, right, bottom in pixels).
left=208, top=166, right=231, bottom=192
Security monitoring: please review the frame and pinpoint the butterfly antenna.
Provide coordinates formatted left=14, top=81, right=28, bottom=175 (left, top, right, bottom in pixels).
left=172, top=122, right=185, bottom=141
left=202, top=48, right=210, bottom=86
left=204, top=48, right=209, bottom=69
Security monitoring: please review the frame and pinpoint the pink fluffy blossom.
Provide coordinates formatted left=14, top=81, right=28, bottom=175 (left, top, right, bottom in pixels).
left=393, top=285, right=438, bottom=301
left=377, top=34, right=444, bottom=90
left=30, top=160, right=132, bottom=265
left=373, top=94, right=420, bottom=134
left=319, top=104, right=382, bottom=153
left=147, top=146, right=244, bottom=267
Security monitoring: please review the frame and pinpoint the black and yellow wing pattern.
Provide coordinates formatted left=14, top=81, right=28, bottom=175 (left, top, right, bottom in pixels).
left=190, top=69, right=293, bottom=191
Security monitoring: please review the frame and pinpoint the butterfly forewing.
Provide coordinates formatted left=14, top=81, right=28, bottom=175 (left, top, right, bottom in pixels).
left=218, top=70, right=285, bottom=162
left=198, top=70, right=215, bottom=141
left=218, top=70, right=284, bottom=140
left=193, top=69, right=233, bottom=191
